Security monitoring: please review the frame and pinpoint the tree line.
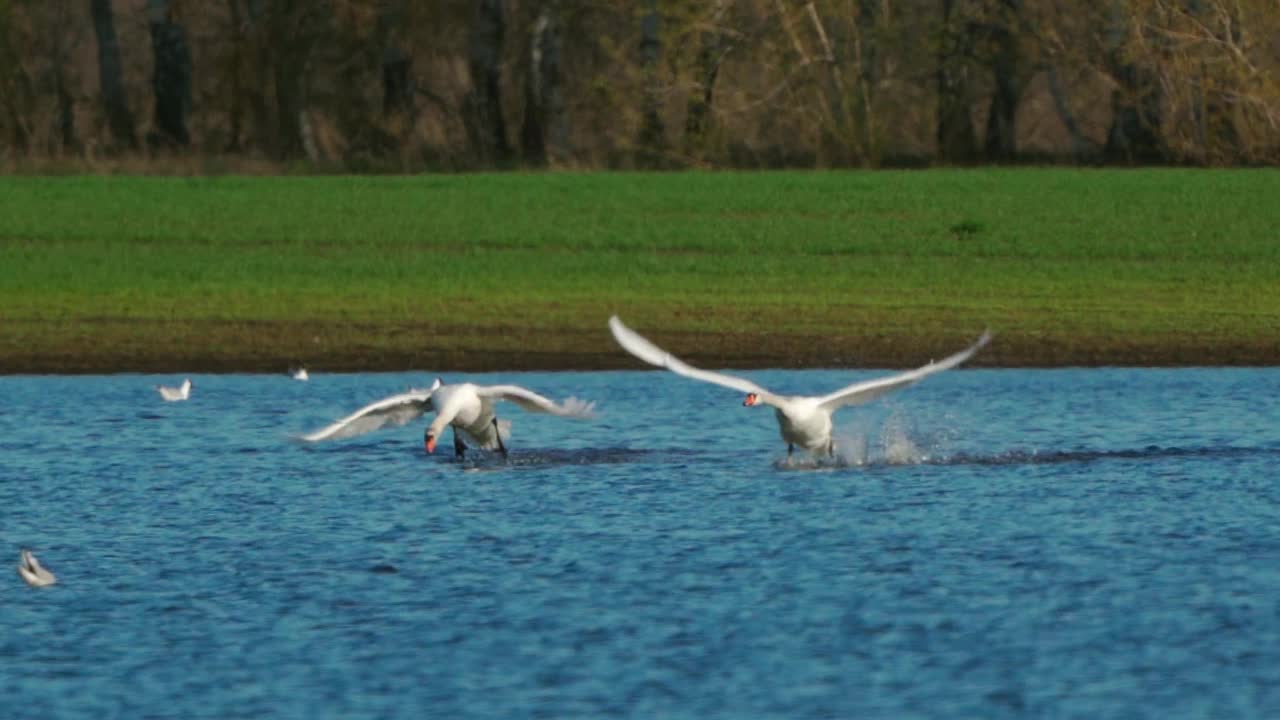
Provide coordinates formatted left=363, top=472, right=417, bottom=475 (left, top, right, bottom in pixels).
left=1, top=0, right=1276, bottom=171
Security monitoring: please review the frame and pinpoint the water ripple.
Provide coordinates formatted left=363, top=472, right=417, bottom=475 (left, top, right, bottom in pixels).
left=2, top=369, right=1280, bottom=719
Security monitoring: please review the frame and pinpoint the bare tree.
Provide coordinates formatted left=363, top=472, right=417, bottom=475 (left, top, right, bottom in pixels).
left=519, top=0, right=566, bottom=166
left=90, top=0, right=134, bottom=150
left=936, top=0, right=978, bottom=162
left=981, top=0, right=1025, bottom=161
left=1103, top=1, right=1163, bottom=162
left=147, top=0, right=192, bottom=147
left=636, top=0, right=665, bottom=166
left=0, top=2, right=35, bottom=151
left=379, top=0, right=414, bottom=118
left=1121, top=0, right=1280, bottom=164
left=683, top=0, right=732, bottom=157
left=465, top=0, right=512, bottom=166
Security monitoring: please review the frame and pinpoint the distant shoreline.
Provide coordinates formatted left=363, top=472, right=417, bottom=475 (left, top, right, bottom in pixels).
left=3, top=324, right=1275, bottom=374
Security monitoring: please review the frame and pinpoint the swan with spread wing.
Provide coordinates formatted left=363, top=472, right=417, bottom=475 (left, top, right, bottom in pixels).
left=302, top=377, right=596, bottom=458
left=609, top=316, right=990, bottom=458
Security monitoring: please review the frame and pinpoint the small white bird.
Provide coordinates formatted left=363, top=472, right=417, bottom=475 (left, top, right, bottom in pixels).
left=17, top=549, right=56, bottom=587
left=291, top=367, right=310, bottom=381
left=302, top=377, right=596, bottom=459
left=609, top=316, right=990, bottom=458
left=156, top=378, right=193, bottom=402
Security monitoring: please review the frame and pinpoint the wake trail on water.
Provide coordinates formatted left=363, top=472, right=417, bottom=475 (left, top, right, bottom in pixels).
left=777, top=436, right=1280, bottom=471
left=775, top=411, right=1280, bottom=470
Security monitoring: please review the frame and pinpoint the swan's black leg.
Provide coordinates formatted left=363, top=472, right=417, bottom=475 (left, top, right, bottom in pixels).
left=787, top=443, right=794, bottom=458
left=827, top=440, right=835, bottom=458
left=492, top=417, right=509, bottom=459
left=453, top=427, right=467, bottom=460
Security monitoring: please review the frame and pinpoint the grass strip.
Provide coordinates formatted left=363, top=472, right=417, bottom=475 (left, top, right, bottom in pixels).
left=2, top=169, right=1277, bottom=372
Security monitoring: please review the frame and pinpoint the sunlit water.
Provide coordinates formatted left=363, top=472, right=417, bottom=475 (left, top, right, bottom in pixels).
left=3, top=368, right=1279, bottom=718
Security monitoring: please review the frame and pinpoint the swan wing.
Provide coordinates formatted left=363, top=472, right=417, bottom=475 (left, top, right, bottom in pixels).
left=817, top=330, right=991, bottom=411
left=609, top=316, right=770, bottom=396
left=301, top=390, right=433, bottom=441
left=477, top=385, right=596, bottom=419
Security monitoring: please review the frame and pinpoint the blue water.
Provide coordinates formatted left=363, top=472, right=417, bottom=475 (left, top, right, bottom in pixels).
left=3, top=368, right=1279, bottom=718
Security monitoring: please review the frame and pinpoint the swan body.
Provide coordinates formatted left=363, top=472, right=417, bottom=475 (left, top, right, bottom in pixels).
left=302, top=377, right=595, bottom=457
left=609, top=316, right=990, bottom=456
left=291, top=367, right=309, bottom=381
left=17, top=549, right=56, bottom=587
left=157, top=378, right=192, bottom=402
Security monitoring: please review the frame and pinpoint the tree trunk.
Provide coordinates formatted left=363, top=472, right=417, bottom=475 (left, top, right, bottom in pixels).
left=464, top=0, right=511, bottom=167
left=1046, top=64, right=1090, bottom=159
left=1103, top=2, right=1162, bottom=163
left=1104, top=64, right=1163, bottom=163
left=147, top=0, right=192, bottom=147
left=983, top=21, right=1020, bottom=161
left=684, top=1, right=730, bottom=155
left=268, top=0, right=325, bottom=160
left=521, top=0, right=565, bottom=166
left=852, top=0, right=880, bottom=163
left=378, top=0, right=413, bottom=117
left=0, top=3, right=34, bottom=151
left=636, top=0, right=665, bottom=166
left=90, top=0, right=136, bottom=150
left=224, top=0, right=244, bottom=151
left=50, top=6, right=76, bottom=152
left=936, top=0, right=976, bottom=163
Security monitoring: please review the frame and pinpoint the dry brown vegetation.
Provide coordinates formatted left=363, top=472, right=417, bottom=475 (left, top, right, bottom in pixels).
left=1, top=0, right=1277, bottom=172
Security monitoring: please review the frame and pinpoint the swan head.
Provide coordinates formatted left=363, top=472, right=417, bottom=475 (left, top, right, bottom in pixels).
left=744, top=393, right=761, bottom=407
left=424, top=429, right=437, bottom=453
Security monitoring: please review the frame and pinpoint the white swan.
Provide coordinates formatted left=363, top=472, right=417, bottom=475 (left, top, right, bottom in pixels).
left=302, top=377, right=595, bottom=458
left=291, top=367, right=310, bottom=381
left=609, top=316, right=990, bottom=457
left=17, top=549, right=56, bottom=587
left=157, top=378, right=192, bottom=402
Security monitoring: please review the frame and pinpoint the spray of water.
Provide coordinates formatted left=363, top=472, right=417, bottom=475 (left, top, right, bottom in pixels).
left=818, top=408, right=953, bottom=468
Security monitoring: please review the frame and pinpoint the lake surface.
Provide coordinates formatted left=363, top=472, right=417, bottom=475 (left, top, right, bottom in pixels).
left=3, top=368, right=1279, bottom=718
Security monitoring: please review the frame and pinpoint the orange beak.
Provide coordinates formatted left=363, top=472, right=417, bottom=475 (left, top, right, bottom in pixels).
left=425, top=435, right=437, bottom=453
left=744, top=393, right=759, bottom=406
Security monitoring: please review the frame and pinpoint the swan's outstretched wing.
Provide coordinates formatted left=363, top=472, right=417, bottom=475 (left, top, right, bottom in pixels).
left=816, top=330, right=991, bottom=411
left=301, top=390, right=434, bottom=441
left=478, top=385, right=596, bottom=419
left=609, top=316, right=771, bottom=396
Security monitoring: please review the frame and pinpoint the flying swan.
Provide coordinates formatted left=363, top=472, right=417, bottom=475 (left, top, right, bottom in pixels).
left=301, top=378, right=596, bottom=458
left=17, top=549, right=57, bottom=587
left=156, top=378, right=192, bottom=402
left=609, top=316, right=990, bottom=458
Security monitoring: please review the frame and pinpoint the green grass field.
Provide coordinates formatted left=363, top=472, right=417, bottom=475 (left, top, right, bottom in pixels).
left=1, top=169, right=1277, bottom=372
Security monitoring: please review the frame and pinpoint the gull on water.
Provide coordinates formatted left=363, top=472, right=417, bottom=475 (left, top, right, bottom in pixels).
left=156, top=378, right=192, bottom=402
left=17, top=549, right=56, bottom=587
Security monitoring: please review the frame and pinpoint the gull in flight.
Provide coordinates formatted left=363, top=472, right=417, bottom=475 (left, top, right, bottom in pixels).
left=17, top=549, right=56, bottom=587
left=609, top=316, right=990, bottom=458
left=156, top=378, right=192, bottom=402
left=302, top=377, right=596, bottom=459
